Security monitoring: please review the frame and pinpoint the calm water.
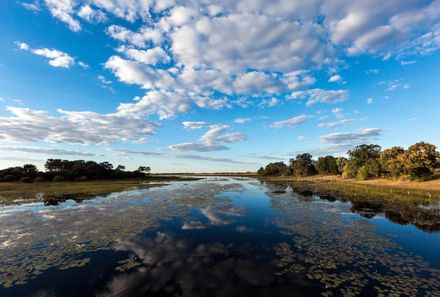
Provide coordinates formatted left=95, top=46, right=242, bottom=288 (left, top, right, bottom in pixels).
left=0, top=177, right=439, bottom=296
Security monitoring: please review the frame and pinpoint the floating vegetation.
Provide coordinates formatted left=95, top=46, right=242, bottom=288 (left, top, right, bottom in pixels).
left=272, top=193, right=440, bottom=296
left=115, top=257, right=142, bottom=272
left=0, top=181, right=244, bottom=288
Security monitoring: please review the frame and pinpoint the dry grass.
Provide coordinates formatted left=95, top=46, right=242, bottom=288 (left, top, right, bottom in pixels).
left=0, top=176, right=198, bottom=204
left=260, top=175, right=440, bottom=203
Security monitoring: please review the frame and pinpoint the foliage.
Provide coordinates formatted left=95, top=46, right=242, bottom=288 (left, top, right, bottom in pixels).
left=316, top=156, right=339, bottom=175
left=401, top=142, right=440, bottom=179
left=290, top=153, right=317, bottom=177
left=380, top=146, right=405, bottom=177
left=0, top=159, right=152, bottom=183
left=258, top=162, right=290, bottom=176
left=258, top=141, right=440, bottom=181
left=343, top=144, right=382, bottom=180
left=336, top=157, right=347, bottom=175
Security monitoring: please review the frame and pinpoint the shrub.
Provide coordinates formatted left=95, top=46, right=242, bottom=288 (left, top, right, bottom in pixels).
left=3, top=175, right=15, bottom=182
left=34, top=176, right=46, bottom=183
left=20, top=176, right=33, bottom=183
left=52, top=175, right=65, bottom=182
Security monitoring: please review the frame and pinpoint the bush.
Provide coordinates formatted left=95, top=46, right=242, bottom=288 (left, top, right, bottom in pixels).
left=52, top=175, right=65, bottom=182
left=20, top=176, right=33, bottom=183
left=3, top=175, right=15, bottom=182
left=342, top=162, right=358, bottom=179
left=34, top=176, right=46, bottom=183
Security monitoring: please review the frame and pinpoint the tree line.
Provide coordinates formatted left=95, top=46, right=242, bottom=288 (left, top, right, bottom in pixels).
left=257, top=141, right=440, bottom=180
left=0, top=159, right=151, bottom=183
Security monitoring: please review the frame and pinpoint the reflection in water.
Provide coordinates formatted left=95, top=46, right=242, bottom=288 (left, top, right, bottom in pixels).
left=262, top=181, right=440, bottom=232
left=270, top=191, right=440, bottom=296
left=0, top=178, right=439, bottom=296
left=98, top=233, right=289, bottom=297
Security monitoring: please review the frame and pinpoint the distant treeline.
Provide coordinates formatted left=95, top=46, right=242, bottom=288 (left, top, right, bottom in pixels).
left=258, top=142, right=440, bottom=180
left=0, top=159, right=151, bottom=183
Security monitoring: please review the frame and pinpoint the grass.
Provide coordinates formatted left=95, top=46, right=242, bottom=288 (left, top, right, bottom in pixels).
left=260, top=175, right=440, bottom=204
left=0, top=176, right=200, bottom=205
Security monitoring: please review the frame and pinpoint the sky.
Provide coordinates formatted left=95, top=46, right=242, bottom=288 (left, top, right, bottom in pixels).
left=0, top=0, right=440, bottom=173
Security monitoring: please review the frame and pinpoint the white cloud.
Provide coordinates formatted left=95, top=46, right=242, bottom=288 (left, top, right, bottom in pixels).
left=270, top=114, right=311, bottom=129
left=289, top=89, right=349, bottom=106
left=44, top=0, right=81, bottom=32
left=318, top=119, right=357, bottom=127
left=77, top=5, right=107, bottom=23
left=233, top=71, right=285, bottom=95
left=367, top=98, right=374, bottom=104
left=182, top=121, right=209, bottom=130
left=0, top=146, right=98, bottom=157
left=328, top=74, right=342, bottom=82
left=170, top=13, right=334, bottom=73
left=297, top=136, right=306, bottom=141
left=169, top=124, right=247, bottom=152
left=320, top=128, right=385, bottom=144
left=0, top=107, right=158, bottom=145
left=106, top=25, right=162, bottom=47
left=16, top=41, right=81, bottom=69
left=21, top=2, right=40, bottom=12
left=234, top=118, right=252, bottom=124
left=32, top=48, right=74, bottom=68
left=117, top=46, right=170, bottom=65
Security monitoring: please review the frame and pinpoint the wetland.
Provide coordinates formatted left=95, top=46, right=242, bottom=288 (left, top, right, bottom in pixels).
left=0, top=177, right=439, bottom=296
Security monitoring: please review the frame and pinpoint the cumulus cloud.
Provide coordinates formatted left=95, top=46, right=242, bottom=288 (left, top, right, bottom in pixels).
left=106, top=25, right=163, bottom=47
left=16, top=41, right=84, bottom=68
left=169, top=124, right=247, bottom=152
left=270, top=114, right=311, bottom=129
left=320, top=128, right=385, bottom=144
left=289, top=89, right=349, bottom=106
left=0, top=107, right=158, bottom=145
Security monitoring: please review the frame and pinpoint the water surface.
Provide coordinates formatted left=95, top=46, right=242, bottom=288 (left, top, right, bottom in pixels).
left=0, top=177, right=439, bottom=296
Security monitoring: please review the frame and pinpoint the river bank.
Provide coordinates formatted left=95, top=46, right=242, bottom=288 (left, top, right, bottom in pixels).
left=0, top=176, right=200, bottom=205
left=259, top=175, right=440, bottom=203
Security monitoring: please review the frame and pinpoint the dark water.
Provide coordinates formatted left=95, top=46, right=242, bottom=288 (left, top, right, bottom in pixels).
left=0, top=177, right=439, bottom=296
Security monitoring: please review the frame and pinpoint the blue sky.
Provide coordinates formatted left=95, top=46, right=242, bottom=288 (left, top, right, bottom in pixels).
left=0, top=0, right=440, bottom=172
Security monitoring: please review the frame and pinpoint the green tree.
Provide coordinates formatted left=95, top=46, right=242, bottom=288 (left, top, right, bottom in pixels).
left=290, top=153, right=316, bottom=177
left=260, top=162, right=289, bottom=176
left=401, top=141, right=440, bottom=179
left=336, top=157, right=347, bottom=175
left=343, top=144, right=382, bottom=180
left=315, top=156, right=339, bottom=175
left=380, top=146, right=405, bottom=177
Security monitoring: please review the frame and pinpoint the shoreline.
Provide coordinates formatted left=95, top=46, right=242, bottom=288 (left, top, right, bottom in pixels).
left=0, top=176, right=200, bottom=205
left=258, top=175, right=440, bottom=203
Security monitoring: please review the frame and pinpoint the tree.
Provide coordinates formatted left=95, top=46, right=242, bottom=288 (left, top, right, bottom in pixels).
left=380, top=146, right=405, bottom=177
left=357, top=159, right=381, bottom=180
left=23, top=164, right=38, bottom=178
left=347, top=144, right=381, bottom=166
left=336, top=157, right=347, bottom=175
left=45, top=159, right=63, bottom=172
left=315, top=156, right=339, bottom=175
left=259, top=162, right=289, bottom=176
left=401, top=142, right=440, bottom=179
left=290, top=153, right=317, bottom=177
left=116, top=165, right=126, bottom=171
left=343, top=144, right=382, bottom=180
left=138, top=166, right=151, bottom=177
